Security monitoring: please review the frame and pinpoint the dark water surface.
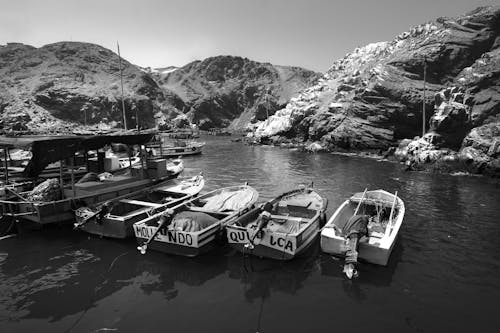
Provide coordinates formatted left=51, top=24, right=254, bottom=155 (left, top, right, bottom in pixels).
left=1, top=136, right=500, bottom=333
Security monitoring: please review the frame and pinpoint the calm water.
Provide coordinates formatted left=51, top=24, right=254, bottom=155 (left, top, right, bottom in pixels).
left=1, top=136, right=500, bottom=333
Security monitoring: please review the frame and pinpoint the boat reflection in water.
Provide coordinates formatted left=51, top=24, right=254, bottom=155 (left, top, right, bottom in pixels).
left=319, top=239, right=403, bottom=302
left=227, top=239, right=320, bottom=302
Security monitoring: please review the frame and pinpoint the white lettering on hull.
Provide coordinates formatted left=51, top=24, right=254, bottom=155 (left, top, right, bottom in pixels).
left=227, top=228, right=296, bottom=255
left=133, top=224, right=198, bottom=247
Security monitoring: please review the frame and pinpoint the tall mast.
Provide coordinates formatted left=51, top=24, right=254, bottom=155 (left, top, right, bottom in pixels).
left=266, top=87, right=270, bottom=119
left=422, top=56, right=427, bottom=137
left=117, top=41, right=127, bottom=130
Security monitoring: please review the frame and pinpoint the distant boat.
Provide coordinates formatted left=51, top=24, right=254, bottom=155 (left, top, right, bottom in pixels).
left=146, top=134, right=205, bottom=158
left=74, top=174, right=205, bottom=238
left=320, top=189, right=405, bottom=267
left=226, top=186, right=327, bottom=260
left=134, top=184, right=258, bottom=257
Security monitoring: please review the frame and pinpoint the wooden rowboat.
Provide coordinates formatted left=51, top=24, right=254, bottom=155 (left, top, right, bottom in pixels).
left=74, top=174, right=205, bottom=238
left=320, top=189, right=405, bottom=266
left=225, top=186, right=327, bottom=260
left=134, top=184, right=258, bottom=257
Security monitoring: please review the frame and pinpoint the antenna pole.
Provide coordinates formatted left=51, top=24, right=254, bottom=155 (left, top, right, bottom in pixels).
left=117, top=42, right=127, bottom=130
left=422, top=57, right=426, bottom=137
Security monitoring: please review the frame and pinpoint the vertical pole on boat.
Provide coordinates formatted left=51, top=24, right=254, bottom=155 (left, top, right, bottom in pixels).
left=59, top=159, right=64, bottom=198
left=139, top=144, right=145, bottom=174
left=84, top=151, right=89, bottom=172
left=353, top=188, right=367, bottom=216
left=117, top=41, right=127, bottom=131
left=128, top=145, right=133, bottom=172
left=385, top=191, right=398, bottom=237
left=3, top=147, right=9, bottom=184
left=70, top=156, right=76, bottom=198
left=136, top=107, right=140, bottom=133
left=159, top=135, right=163, bottom=157
left=422, top=56, right=427, bottom=137
left=266, top=87, right=269, bottom=119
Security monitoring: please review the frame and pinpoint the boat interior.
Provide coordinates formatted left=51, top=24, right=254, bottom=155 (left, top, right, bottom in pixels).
left=142, top=187, right=256, bottom=228
left=105, top=189, right=187, bottom=218
left=330, top=197, right=400, bottom=239
left=233, top=198, right=319, bottom=234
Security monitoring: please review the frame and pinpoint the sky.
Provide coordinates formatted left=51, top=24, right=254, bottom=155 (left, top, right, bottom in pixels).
left=0, top=0, right=496, bottom=72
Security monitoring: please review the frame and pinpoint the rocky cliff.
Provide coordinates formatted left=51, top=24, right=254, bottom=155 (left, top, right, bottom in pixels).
left=253, top=6, right=500, bottom=175
left=0, top=42, right=187, bottom=132
left=158, top=56, right=321, bottom=130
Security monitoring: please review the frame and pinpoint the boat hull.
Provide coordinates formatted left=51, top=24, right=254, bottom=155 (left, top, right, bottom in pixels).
left=80, top=218, right=134, bottom=239
left=320, top=229, right=395, bottom=266
left=226, top=187, right=327, bottom=260
left=77, top=177, right=205, bottom=238
left=133, top=222, right=221, bottom=257
left=227, top=220, right=320, bottom=260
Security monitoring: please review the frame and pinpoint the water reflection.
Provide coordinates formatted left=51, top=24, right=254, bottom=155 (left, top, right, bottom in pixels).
left=0, top=229, right=135, bottom=322
left=227, top=241, right=320, bottom=303
left=131, top=247, right=229, bottom=299
left=319, top=240, right=403, bottom=302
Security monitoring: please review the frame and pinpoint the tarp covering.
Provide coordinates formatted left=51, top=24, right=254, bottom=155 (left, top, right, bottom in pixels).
left=203, top=188, right=256, bottom=212
left=0, top=133, right=155, bottom=177
left=248, top=218, right=301, bottom=234
left=169, top=211, right=218, bottom=232
left=336, top=214, right=369, bottom=238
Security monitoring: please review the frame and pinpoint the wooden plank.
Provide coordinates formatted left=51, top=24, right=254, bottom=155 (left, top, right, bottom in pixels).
left=119, top=199, right=163, bottom=208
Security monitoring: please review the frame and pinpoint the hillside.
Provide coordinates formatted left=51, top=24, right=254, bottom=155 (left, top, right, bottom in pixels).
left=0, top=42, right=184, bottom=133
left=253, top=6, right=500, bottom=175
left=158, top=56, right=321, bottom=129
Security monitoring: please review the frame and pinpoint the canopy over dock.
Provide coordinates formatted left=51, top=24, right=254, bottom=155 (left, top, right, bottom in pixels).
left=0, top=133, right=155, bottom=177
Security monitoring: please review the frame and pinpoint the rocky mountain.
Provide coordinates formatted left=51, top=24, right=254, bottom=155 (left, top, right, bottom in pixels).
left=0, top=42, right=186, bottom=132
left=0, top=43, right=319, bottom=133
left=158, top=56, right=321, bottom=129
left=254, top=6, right=500, bottom=175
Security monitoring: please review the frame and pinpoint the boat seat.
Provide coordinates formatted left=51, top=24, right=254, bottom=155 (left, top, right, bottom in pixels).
left=189, top=206, right=232, bottom=215
left=119, top=199, right=163, bottom=208
left=270, top=214, right=305, bottom=224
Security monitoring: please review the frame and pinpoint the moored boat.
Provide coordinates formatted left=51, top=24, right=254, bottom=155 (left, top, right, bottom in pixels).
left=0, top=133, right=178, bottom=226
left=225, top=186, right=327, bottom=260
left=134, top=184, right=258, bottom=257
left=74, top=174, right=205, bottom=238
left=166, top=157, right=184, bottom=176
left=320, top=189, right=405, bottom=269
left=146, top=134, right=205, bottom=158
